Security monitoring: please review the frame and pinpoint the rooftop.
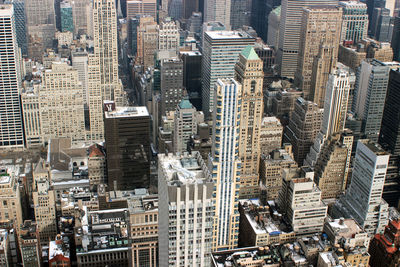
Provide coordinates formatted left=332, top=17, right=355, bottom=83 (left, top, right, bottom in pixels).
left=241, top=46, right=260, bottom=60
left=158, top=151, right=211, bottom=186
left=205, top=31, right=254, bottom=40
left=104, top=106, right=149, bottom=118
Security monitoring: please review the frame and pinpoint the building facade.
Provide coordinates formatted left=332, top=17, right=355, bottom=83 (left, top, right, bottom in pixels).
left=210, top=79, right=241, bottom=250
left=158, top=152, right=214, bottom=266
left=201, top=31, right=254, bottom=116
left=0, top=5, right=24, bottom=148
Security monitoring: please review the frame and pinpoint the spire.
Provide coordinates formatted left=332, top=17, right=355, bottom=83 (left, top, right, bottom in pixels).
left=240, top=46, right=260, bottom=60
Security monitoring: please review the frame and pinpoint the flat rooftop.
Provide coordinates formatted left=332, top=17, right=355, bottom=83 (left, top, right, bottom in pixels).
left=205, top=31, right=254, bottom=40
left=105, top=106, right=149, bottom=118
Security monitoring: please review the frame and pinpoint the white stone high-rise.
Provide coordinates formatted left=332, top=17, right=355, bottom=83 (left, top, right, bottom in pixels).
left=204, top=0, right=232, bottom=29
left=0, top=5, right=24, bottom=148
left=277, top=0, right=338, bottom=78
left=158, top=151, right=214, bottom=267
left=210, top=79, right=241, bottom=250
left=305, top=65, right=350, bottom=167
left=332, top=140, right=389, bottom=235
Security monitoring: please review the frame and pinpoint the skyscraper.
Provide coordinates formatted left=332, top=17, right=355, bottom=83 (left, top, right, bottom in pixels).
left=277, top=0, right=338, bottom=78
left=7, top=0, right=27, bottom=55
left=126, top=0, right=157, bottom=19
left=284, top=98, right=323, bottom=165
left=173, top=99, right=198, bottom=153
left=0, top=4, right=24, bottom=148
left=158, top=152, right=214, bottom=266
left=160, top=58, right=185, bottom=116
left=230, top=0, right=252, bottom=30
left=40, top=63, right=86, bottom=143
left=88, top=0, right=125, bottom=141
left=379, top=68, right=400, bottom=155
left=183, top=0, right=199, bottom=19
left=235, top=46, right=264, bottom=198
left=201, top=31, right=254, bottom=116
left=104, top=105, right=151, bottom=191
left=92, top=0, right=123, bottom=104
left=352, top=60, right=394, bottom=142
left=25, top=0, right=56, bottom=60
left=60, top=1, right=73, bottom=32
left=294, top=5, right=342, bottom=105
left=210, top=79, right=241, bottom=250
left=332, top=140, right=389, bottom=235
left=204, top=0, right=232, bottom=29
left=305, top=66, right=350, bottom=167
left=71, top=0, right=91, bottom=37
left=339, top=1, right=369, bottom=44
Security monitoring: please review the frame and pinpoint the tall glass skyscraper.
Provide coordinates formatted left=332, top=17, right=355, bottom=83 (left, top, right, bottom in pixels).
left=0, top=5, right=24, bottom=148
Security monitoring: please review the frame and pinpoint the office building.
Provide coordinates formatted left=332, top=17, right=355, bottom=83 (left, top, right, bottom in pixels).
left=40, top=62, right=86, bottom=143
left=313, top=133, right=353, bottom=199
left=173, top=99, right=198, bottom=153
left=0, top=5, right=23, bottom=148
left=19, top=221, right=41, bottom=266
left=71, top=51, right=89, bottom=106
left=0, top=168, right=23, bottom=231
left=104, top=105, right=151, bottom=191
left=277, top=167, right=328, bottom=236
left=277, top=0, right=339, bottom=78
left=201, top=31, right=254, bottom=116
left=235, top=46, right=264, bottom=198
left=158, top=19, right=180, bottom=53
left=71, top=0, right=91, bottom=37
left=160, top=58, right=185, bottom=116
left=210, top=79, right=241, bottom=250
left=60, top=1, right=73, bottom=32
left=126, top=0, right=157, bottom=19
left=379, top=68, right=400, bottom=155
left=260, top=117, right=283, bottom=155
left=88, top=0, right=124, bottom=141
left=158, top=152, right=214, bottom=267
left=183, top=0, right=199, bottom=19
left=369, top=218, right=400, bottom=267
left=75, top=208, right=130, bottom=266
left=239, top=200, right=296, bottom=247
left=267, top=6, right=280, bottom=48
left=25, top=0, right=56, bottom=60
left=332, top=140, right=389, bottom=235
left=181, top=51, right=202, bottom=110
left=21, top=85, right=43, bottom=147
left=284, top=98, right=323, bottom=165
left=127, top=193, right=158, bottom=267
left=294, top=6, right=342, bottom=105
left=352, top=60, right=393, bottom=142
left=136, top=16, right=158, bottom=69
left=392, top=16, right=400, bottom=61
left=230, top=0, right=252, bottom=30
left=251, top=0, right=280, bottom=42
left=92, top=0, right=123, bottom=104
left=260, top=145, right=298, bottom=200
left=305, top=66, right=350, bottom=167
left=204, top=0, right=232, bottom=29
left=8, top=0, right=27, bottom=55
left=372, top=8, right=394, bottom=42
left=32, top=159, right=57, bottom=247
left=339, top=1, right=369, bottom=44
left=87, top=144, right=106, bottom=186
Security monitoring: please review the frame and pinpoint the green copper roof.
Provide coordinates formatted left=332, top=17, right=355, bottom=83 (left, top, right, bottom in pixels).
left=241, top=46, right=260, bottom=60
left=179, top=99, right=193, bottom=109
left=272, top=5, right=281, bottom=16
